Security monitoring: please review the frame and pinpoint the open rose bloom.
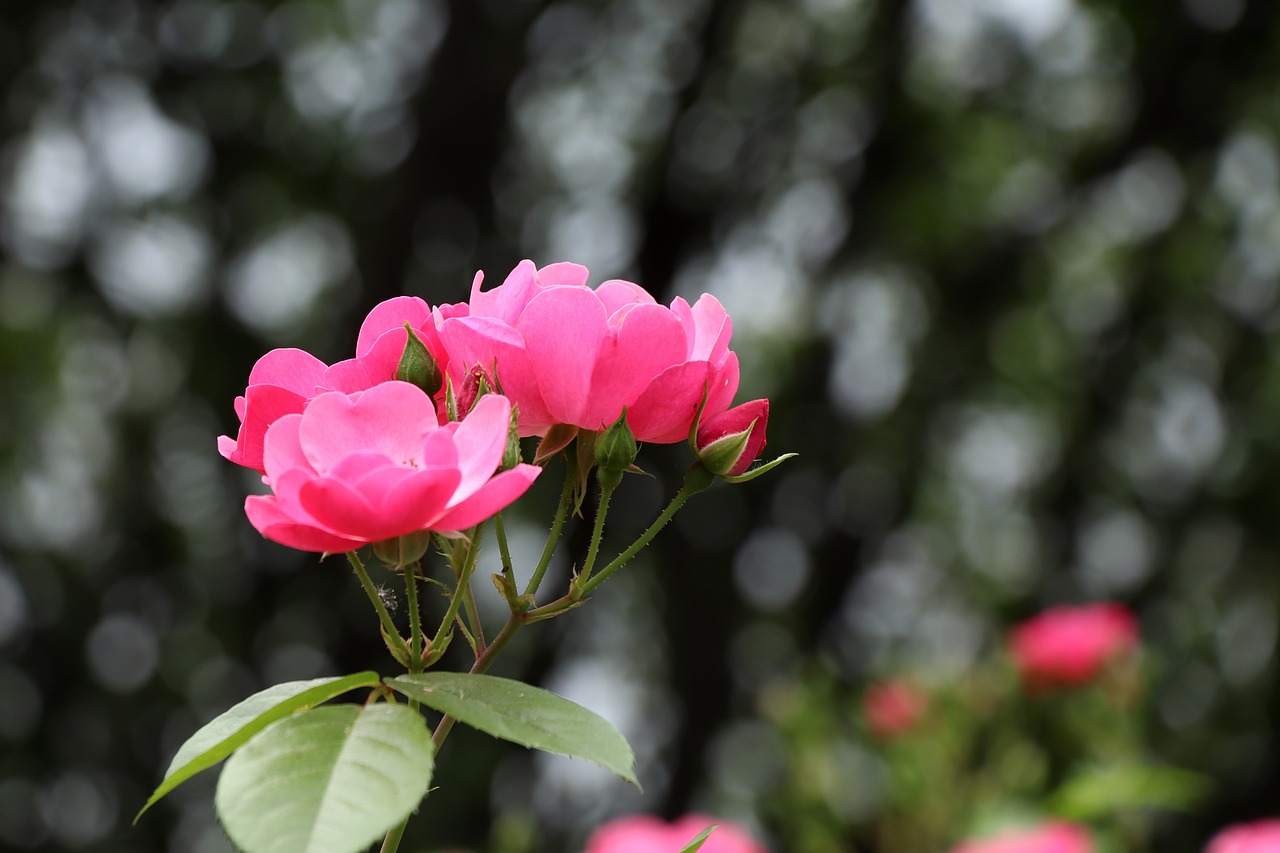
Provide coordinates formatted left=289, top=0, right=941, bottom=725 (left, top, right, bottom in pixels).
left=244, top=382, right=539, bottom=552
left=437, top=260, right=742, bottom=441
left=584, top=814, right=767, bottom=853
left=1206, top=820, right=1280, bottom=853
left=949, top=821, right=1095, bottom=853
left=219, top=297, right=461, bottom=474
left=1009, top=603, right=1139, bottom=690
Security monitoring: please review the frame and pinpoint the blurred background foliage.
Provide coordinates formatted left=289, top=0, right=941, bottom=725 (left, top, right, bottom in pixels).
left=1, top=0, right=1279, bottom=850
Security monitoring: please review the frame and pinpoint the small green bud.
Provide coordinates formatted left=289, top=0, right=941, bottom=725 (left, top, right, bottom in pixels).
left=594, top=409, right=638, bottom=491
left=396, top=324, right=443, bottom=397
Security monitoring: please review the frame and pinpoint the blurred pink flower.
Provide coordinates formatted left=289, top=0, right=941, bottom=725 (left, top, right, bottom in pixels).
left=863, top=679, right=927, bottom=739
left=1205, top=819, right=1280, bottom=853
left=950, top=821, right=1094, bottom=853
left=244, top=382, right=538, bottom=552
left=1009, top=603, right=1139, bottom=690
left=584, top=814, right=766, bottom=853
left=438, top=260, right=741, bottom=441
left=694, top=399, right=769, bottom=477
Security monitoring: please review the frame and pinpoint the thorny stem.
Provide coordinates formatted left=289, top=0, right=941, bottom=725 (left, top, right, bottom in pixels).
left=348, top=552, right=410, bottom=664
left=430, top=604, right=526, bottom=751
left=381, top=466, right=712, bottom=853
left=403, top=562, right=423, bottom=675
left=523, top=468, right=574, bottom=600
left=456, top=525, right=487, bottom=651
left=494, top=511, right=514, bottom=575
left=574, top=465, right=711, bottom=600
left=576, top=480, right=615, bottom=588
left=429, top=530, right=482, bottom=658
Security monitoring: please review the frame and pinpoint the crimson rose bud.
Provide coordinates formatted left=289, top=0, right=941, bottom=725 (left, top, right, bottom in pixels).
left=695, top=399, right=769, bottom=477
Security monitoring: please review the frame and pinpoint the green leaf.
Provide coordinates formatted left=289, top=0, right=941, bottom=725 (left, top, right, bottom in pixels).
left=386, top=672, right=639, bottom=788
left=136, top=671, right=380, bottom=821
left=1050, top=761, right=1212, bottom=820
left=677, top=825, right=717, bottom=853
left=215, top=703, right=434, bottom=853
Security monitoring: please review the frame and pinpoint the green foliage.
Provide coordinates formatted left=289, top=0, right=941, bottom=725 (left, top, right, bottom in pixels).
left=387, top=672, right=639, bottom=787
left=137, top=672, right=381, bottom=820
left=1051, top=762, right=1212, bottom=821
left=676, top=825, right=717, bottom=853
left=215, top=703, right=434, bottom=853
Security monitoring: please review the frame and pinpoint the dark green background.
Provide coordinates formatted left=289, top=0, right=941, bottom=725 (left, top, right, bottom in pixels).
left=1, top=0, right=1278, bottom=850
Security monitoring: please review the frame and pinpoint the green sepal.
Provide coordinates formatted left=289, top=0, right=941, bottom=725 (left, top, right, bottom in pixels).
left=501, top=405, right=523, bottom=471
left=678, top=826, right=718, bottom=853
left=534, top=423, right=579, bottom=465
left=445, top=374, right=460, bottom=422
left=594, top=409, right=637, bottom=491
left=685, top=381, right=712, bottom=455
left=380, top=621, right=413, bottom=668
left=718, top=452, right=798, bottom=484
left=569, top=430, right=597, bottom=516
left=696, top=420, right=757, bottom=476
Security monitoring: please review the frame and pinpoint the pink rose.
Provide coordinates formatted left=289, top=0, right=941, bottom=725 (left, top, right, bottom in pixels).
left=585, top=814, right=767, bottom=853
left=863, top=679, right=927, bottom=740
left=949, top=821, right=1094, bottom=853
left=695, top=399, right=769, bottom=477
left=1205, top=819, right=1280, bottom=853
left=220, top=298, right=460, bottom=473
left=438, top=260, right=740, bottom=441
left=1009, top=603, right=1139, bottom=690
left=218, top=348, right=330, bottom=473
left=243, top=381, right=539, bottom=553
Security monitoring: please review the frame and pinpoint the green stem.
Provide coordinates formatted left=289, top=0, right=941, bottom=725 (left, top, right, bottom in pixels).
left=431, top=610, right=526, bottom=750
left=429, top=532, right=481, bottom=657
left=574, top=465, right=711, bottom=600
left=456, top=526, right=487, bottom=651
left=523, top=468, right=574, bottom=599
left=380, top=467, right=593, bottom=853
left=494, top=511, right=514, bottom=574
left=348, top=552, right=410, bottom=663
left=577, top=480, right=615, bottom=587
left=404, top=562, right=423, bottom=675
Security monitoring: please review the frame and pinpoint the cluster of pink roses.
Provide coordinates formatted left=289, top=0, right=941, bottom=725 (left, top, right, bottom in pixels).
left=864, top=602, right=1140, bottom=742
left=219, top=260, right=771, bottom=552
